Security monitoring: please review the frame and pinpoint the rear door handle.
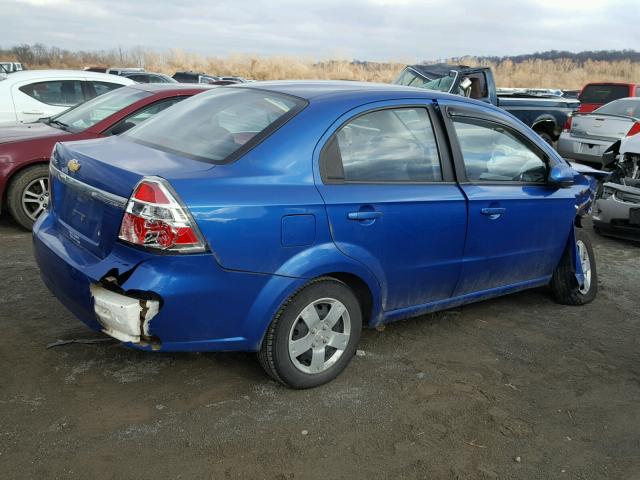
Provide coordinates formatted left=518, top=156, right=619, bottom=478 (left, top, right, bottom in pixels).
left=347, top=211, right=383, bottom=221
left=481, top=207, right=506, bottom=219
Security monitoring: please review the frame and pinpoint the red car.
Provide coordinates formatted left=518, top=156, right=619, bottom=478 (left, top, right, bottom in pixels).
left=0, top=83, right=210, bottom=229
left=578, top=82, right=640, bottom=113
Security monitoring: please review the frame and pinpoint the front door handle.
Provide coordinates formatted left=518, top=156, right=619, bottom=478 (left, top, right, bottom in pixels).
left=481, top=207, right=506, bottom=219
left=22, top=110, right=45, bottom=115
left=347, top=211, right=383, bottom=221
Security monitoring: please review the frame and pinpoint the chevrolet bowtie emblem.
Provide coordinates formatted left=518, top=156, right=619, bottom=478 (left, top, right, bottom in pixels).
left=67, top=159, right=81, bottom=173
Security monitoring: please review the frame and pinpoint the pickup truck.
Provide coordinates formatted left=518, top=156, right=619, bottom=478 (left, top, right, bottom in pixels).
left=394, top=64, right=579, bottom=144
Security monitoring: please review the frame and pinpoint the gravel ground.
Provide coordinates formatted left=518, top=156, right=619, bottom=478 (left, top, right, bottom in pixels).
left=0, top=216, right=639, bottom=479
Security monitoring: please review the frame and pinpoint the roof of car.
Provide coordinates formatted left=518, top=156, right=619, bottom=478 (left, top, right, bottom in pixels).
left=128, top=83, right=215, bottom=93
left=236, top=80, right=452, bottom=102
left=0, top=69, right=134, bottom=83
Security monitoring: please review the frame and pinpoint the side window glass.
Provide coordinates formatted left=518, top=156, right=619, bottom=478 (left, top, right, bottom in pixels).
left=452, top=118, right=547, bottom=183
left=92, top=81, right=123, bottom=96
left=19, top=80, right=84, bottom=106
left=105, top=97, right=185, bottom=135
left=328, top=108, right=442, bottom=182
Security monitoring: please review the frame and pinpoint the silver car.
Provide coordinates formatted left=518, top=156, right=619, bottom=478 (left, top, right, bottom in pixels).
left=592, top=134, right=640, bottom=240
left=557, top=97, right=640, bottom=165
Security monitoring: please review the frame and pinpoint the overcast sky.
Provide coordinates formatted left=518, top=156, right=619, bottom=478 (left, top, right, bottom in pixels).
left=2, top=0, right=638, bottom=61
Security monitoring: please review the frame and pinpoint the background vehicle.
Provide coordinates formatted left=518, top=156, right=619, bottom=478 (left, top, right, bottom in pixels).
left=34, top=82, right=599, bottom=389
left=592, top=135, right=640, bottom=240
left=557, top=97, right=640, bottom=165
left=119, top=72, right=177, bottom=83
left=172, top=71, right=220, bottom=84
left=0, top=62, right=25, bottom=74
left=0, top=70, right=133, bottom=126
left=577, top=82, right=640, bottom=113
left=394, top=64, right=579, bottom=144
left=0, top=83, right=208, bottom=229
left=106, top=67, right=144, bottom=76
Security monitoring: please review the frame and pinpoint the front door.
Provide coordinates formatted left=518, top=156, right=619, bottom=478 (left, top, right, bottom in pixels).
left=440, top=100, right=577, bottom=296
left=315, top=102, right=467, bottom=311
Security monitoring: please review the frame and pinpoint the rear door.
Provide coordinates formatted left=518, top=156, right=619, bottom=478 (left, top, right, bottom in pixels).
left=440, top=100, right=576, bottom=295
left=315, top=101, right=467, bottom=312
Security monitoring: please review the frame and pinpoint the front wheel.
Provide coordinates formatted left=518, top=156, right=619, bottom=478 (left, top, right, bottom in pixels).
left=7, top=164, right=50, bottom=230
left=550, top=229, right=597, bottom=305
left=258, top=278, right=362, bottom=389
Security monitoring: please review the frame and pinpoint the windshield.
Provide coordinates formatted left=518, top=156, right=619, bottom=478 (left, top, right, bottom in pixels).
left=594, top=99, right=640, bottom=118
left=394, top=68, right=457, bottom=93
left=51, top=87, right=151, bottom=132
left=124, top=88, right=306, bottom=164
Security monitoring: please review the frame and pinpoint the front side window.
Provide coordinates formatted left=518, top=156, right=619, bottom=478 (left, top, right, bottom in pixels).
left=452, top=118, right=547, bottom=183
left=51, top=87, right=150, bottom=132
left=326, top=108, right=442, bottom=182
left=124, top=88, right=306, bottom=163
left=19, top=80, right=84, bottom=106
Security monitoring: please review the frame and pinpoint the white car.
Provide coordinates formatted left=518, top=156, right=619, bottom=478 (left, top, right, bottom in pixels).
left=0, top=70, right=134, bottom=126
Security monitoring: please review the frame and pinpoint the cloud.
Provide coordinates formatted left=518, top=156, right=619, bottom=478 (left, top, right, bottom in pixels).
left=1, top=0, right=637, bottom=61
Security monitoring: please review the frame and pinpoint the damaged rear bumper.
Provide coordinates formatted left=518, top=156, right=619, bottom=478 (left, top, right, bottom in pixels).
left=89, top=284, right=160, bottom=344
left=33, top=213, right=305, bottom=352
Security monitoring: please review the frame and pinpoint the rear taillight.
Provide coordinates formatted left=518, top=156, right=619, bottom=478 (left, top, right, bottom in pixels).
left=118, top=177, right=206, bottom=253
left=562, top=116, right=573, bottom=133
left=626, top=122, right=640, bottom=137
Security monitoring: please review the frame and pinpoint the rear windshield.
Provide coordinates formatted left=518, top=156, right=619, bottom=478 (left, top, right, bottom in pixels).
left=579, top=84, right=629, bottom=104
left=123, top=88, right=306, bottom=163
left=52, top=87, right=150, bottom=132
left=594, top=99, right=640, bottom=118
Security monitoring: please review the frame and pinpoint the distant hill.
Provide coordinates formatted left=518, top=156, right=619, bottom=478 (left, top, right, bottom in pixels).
left=446, top=50, right=640, bottom=65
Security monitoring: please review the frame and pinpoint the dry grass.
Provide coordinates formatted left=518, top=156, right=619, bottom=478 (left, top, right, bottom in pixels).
left=7, top=47, right=640, bottom=88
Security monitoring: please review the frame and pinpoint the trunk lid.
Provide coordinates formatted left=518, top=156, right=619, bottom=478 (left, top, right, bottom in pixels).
left=570, top=113, right=635, bottom=141
left=50, top=137, right=214, bottom=258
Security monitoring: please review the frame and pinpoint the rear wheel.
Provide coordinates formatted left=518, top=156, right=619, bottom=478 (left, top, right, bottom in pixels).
left=550, top=229, right=597, bottom=305
left=258, top=278, right=362, bottom=389
left=7, top=164, right=50, bottom=230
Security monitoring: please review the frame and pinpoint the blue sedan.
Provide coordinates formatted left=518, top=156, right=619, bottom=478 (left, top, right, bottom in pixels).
left=33, top=81, right=599, bottom=388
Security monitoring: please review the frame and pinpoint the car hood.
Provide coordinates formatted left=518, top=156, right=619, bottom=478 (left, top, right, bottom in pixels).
left=0, top=122, right=72, bottom=144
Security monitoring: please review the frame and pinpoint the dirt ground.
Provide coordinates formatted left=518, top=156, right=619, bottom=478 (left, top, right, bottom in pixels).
left=0, top=215, right=639, bottom=480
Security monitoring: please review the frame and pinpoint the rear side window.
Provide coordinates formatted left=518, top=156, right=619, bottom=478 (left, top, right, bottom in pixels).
left=91, top=81, right=124, bottom=96
left=594, top=99, right=640, bottom=118
left=124, top=88, right=306, bottom=163
left=322, top=108, right=442, bottom=182
left=19, top=80, right=84, bottom=106
left=579, top=84, right=629, bottom=104
left=452, top=118, right=547, bottom=183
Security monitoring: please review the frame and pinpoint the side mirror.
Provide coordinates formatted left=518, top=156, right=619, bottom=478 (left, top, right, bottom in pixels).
left=548, top=163, right=575, bottom=188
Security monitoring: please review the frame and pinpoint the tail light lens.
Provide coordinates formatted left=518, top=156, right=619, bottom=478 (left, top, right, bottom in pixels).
left=626, top=122, right=640, bottom=137
left=118, top=177, right=206, bottom=253
left=562, top=116, right=573, bottom=133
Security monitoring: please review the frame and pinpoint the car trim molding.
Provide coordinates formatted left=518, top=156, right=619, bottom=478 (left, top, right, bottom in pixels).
left=50, top=164, right=128, bottom=208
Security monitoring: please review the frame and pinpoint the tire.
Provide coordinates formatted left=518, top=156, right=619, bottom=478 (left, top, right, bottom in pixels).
left=7, top=164, right=50, bottom=231
left=537, top=130, right=554, bottom=146
left=550, top=229, right=597, bottom=305
left=258, top=277, right=362, bottom=389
